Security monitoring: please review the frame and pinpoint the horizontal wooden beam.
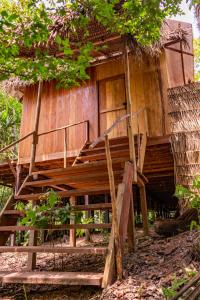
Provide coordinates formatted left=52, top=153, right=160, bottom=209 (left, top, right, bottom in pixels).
left=72, top=203, right=112, bottom=211
left=0, top=246, right=107, bottom=255
left=31, top=158, right=126, bottom=177
left=0, top=223, right=112, bottom=231
left=15, top=186, right=111, bottom=201
left=25, top=172, right=122, bottom=188
left=0, top=271, right=103, bottom=286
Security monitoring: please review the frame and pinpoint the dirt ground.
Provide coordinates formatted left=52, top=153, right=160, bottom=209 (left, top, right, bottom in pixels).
left=0, top=230, right=199, bottom=300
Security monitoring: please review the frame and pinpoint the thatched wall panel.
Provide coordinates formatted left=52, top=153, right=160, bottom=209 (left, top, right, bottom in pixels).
left=168, top=82, right=200, bottom=188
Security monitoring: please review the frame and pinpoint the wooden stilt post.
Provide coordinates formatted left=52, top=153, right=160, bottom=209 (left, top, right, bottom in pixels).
left=104, top=194, right=110, bottom=225
left=69, top=196, right=76, bottom=247
left=15, top=164, right=21, bottom=195
left=127, top=190, right=136, bottom=252
left=85, top=195, right=91, bottom=242
left=27, top=229, right=38, bottom=270
left=29, top=81, right=42, bottom=175
left=105, top=135, right=123, bottom=280
left=10, top=233, right=16, bottom=247
left=124, top=44, right=137, bottom=182
left=138, top=178, right=149, bottom=236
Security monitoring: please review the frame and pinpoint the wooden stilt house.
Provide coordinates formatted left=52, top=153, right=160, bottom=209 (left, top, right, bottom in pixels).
left=0, top=19, right=194, bottom=287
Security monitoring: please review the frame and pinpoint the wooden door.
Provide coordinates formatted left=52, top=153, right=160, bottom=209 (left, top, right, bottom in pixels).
left=99, top=75, right=127, bottom=138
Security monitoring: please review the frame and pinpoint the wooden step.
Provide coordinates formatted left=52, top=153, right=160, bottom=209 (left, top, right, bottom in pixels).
left=72, top=203, right=112, bottom=211
left=0, top=223, right=112, bottom=231
left=0, top=246, right=107, bottom=254
left=4, top=210, right=24, bottom=216
left=15, top=186, right=111, bottom=201
left=31, top=158, right=126, bottom=177
left=24, top=171, right=123, bottom=188
left=0, top=271, right=103, bottom=286
left=76, top=149, right=129, bottom=162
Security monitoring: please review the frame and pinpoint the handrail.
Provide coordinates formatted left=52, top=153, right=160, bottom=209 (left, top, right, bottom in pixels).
left=0, top=131, right=34, bottom=154
left=90, top=107, right=147, bottom=149
left=38, top=120, right=89, bottom=137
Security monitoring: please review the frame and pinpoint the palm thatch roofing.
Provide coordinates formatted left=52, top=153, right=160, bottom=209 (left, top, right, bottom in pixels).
left=168, top=82, right=200, bottom=191
left=2, top=18, right=191, bottom=97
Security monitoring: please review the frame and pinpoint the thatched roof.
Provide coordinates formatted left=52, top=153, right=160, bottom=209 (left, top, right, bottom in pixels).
left=1, top=19, right=191, bottom=97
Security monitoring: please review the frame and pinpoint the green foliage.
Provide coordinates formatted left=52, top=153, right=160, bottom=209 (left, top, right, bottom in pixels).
left=175, top=176, right=200, bottom=212
left=76, top=215, right=94, bottom=237
left=0, top=186, right=12, bottom=211
left=163, top=275, right=188, bottom=299
left=194, top=39, right=200, bottom=81
left=0, top=0, right=185, bottom=88
left=162, top=269, right=198, bottom=299
left=15, top=190, right=71, bottom=228
left=190, top=219, right=200, bottom=230
left=0, top=91, right=22, bottom=160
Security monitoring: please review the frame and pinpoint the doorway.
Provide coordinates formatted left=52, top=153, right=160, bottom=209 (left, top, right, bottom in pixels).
left=98, top=75, right=127, bottom=139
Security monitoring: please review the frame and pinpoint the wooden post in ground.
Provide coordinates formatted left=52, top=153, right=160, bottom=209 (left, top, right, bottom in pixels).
left=29, top=81, right=42, bottom=175
left=69, top=196, right=76, bottom=247
left=27, top=229, right=38, bottom=270
left=138, top=177, right=149, bottom=236
left=10, top=233, right=16, bottom=247
left=105, top=135, right=123, bottom=280
left=127, top=191, right=136, bottom=252
left=104, top=194, right=110, bottom=225
left=84, top=195, right=91, bottom=242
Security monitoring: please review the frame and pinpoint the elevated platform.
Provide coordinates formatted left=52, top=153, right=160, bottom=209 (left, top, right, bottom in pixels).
left=0, top=135, right=175, bottom=207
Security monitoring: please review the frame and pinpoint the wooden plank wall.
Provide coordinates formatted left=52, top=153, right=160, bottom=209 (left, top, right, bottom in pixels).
left=19, top=70, right=98, bottom=164
left=18, top=52, right=171, bottom=164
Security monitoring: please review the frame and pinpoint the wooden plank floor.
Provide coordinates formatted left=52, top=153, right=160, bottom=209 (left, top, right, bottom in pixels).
left=0, top=271, right=103, bottom=286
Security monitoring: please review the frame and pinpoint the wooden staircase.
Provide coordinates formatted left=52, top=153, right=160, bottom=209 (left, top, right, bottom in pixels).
left=0, top=112, right=148, bottom=287
left=0, top=146, right=137, bottom=287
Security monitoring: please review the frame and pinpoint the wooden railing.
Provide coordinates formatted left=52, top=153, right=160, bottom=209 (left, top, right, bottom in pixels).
left=0, top=120, right=90, bottom=194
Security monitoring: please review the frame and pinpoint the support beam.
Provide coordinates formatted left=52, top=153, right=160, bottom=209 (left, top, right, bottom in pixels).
left=27, top=229, right=38, bottom=271
left=29, top=81, right=42, bottom=175
left=127, top=192, right=136, bottom=252
left=124, top=44, right=137, bottom=182
left=84, top=195, right=91, bottom=242
left=138, top=177, right=149, bottom=236
left=69, top=196, right=76, bottom=247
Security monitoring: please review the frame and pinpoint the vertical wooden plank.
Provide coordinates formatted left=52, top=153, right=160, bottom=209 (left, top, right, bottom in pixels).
left=139, top=182, right=149, bottom=236
left=84, top=195, right=91, bottom=242
left=64, top=128, right=67, bottom=168
left=104, top=135, right=123, bottom=280
left=69, top=196, right=76, bottom=247
left=15, top=164, right=21, bottom=195
left=29, top=81, right=42, bottom=175
left=10, top=233, right=16, bottom=247
left=27, top=230, right=37, bottom=270
left=127, top=191, right=136, bottom=252
left=124, top=45, right=137, bottom=181
left=102, top=183, right=125, bottom=288
left=104, top=194, right=110, bottom=225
